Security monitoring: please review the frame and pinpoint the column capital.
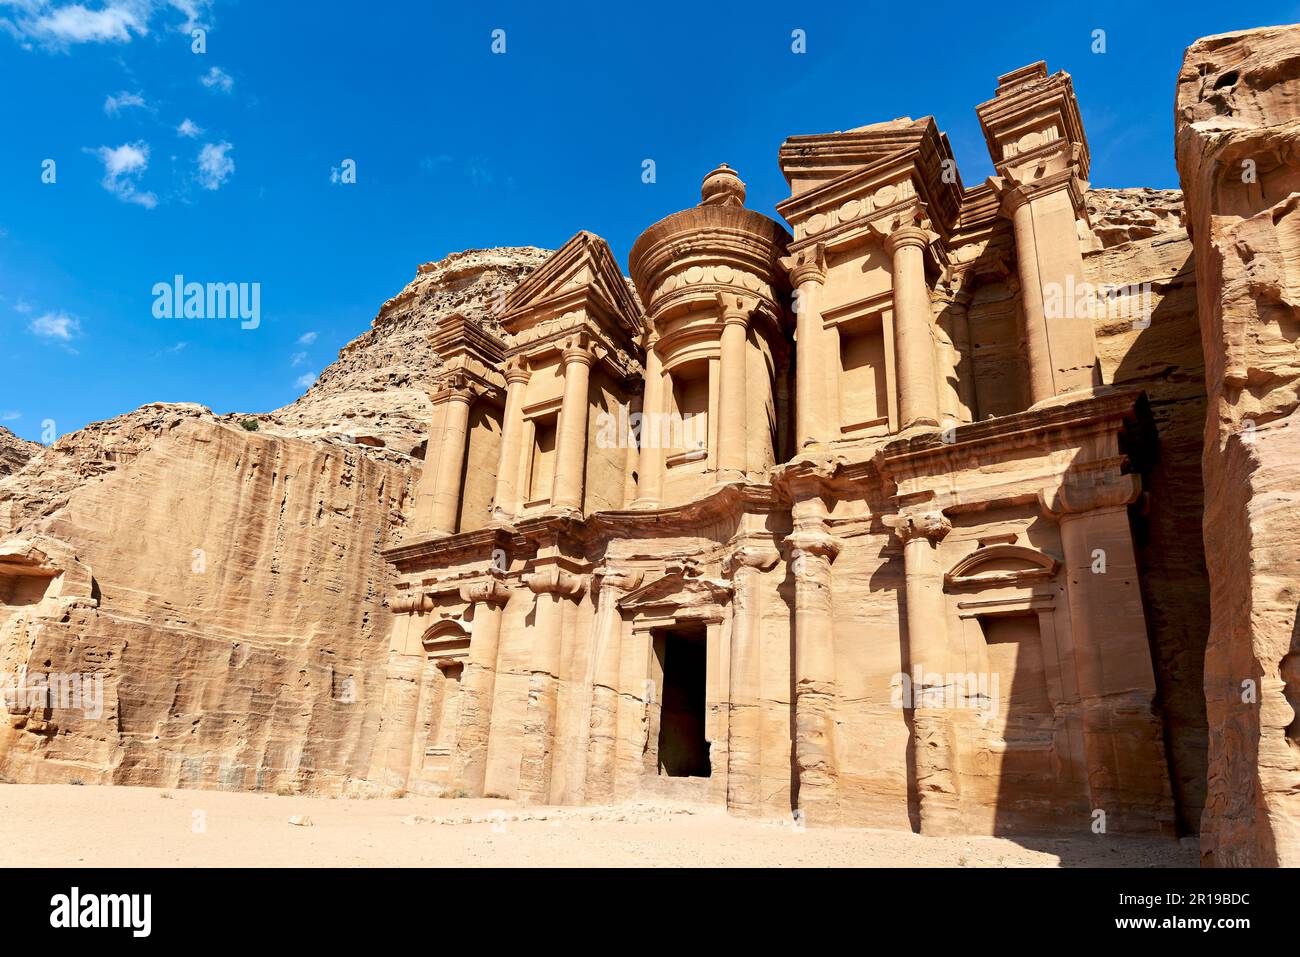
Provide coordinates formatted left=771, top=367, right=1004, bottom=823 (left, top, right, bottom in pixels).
left=869, top=207, right=937, bottom=255
left=786, top=529, right=842, bottom=563
left=433, top=372, right=477, bottom=404
left=561, top=336, right=595, bottom=367
left=459, top=577, right=511, bottom=607
left=592, top=566, right=644, bottom=595
left=716, top=291, right=756, bottom=326
left=884, top=509, right=952, bottom=545
left=1038, top=472, right=1141, bottom=518
left=523, top=565, right=588, bottom=598
left=989, top=165, right=1089, bottom=220
left=723, top=544, right=781, bottom=577
left=881, top=224, right=933, bottom=256
left=779, top=243, right=827, bottom=286
left=504, top=358, right=532, bottom=386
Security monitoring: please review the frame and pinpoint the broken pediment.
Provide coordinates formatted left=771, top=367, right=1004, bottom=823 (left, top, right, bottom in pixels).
left=777, top=117, right=963, bottom=249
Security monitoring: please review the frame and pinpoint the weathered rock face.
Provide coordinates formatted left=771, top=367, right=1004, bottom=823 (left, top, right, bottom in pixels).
left=0, top=248, right=551, bottom=794
left=0, top=427, right=39, bottom=477
left=1085, top=188, right=1186, bottom=251
left=1084, top=192, right=1210, bottom=835
left=0, top=406, right=412, bottom=792
left=1175, top=24, right=1300, bottom=867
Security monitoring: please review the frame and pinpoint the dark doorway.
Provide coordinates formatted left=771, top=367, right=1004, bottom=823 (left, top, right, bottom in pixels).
left=655, top=626, right=711, bottom=777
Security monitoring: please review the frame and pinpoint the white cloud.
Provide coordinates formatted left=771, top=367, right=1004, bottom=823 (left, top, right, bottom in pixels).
left=290, top=350, right=307, bottom=367
left=30, top=310, right=81, bottom=341
left=196, top=140, right=232, bottom=190
left=200, top=64, right=232, bottom=93
left=88, top=141, right=157, bottom=208
left=176, top=117, right=202, bottom=138
left=0, top=411, right=21, bottom=421
left=295, top=372, right=317, bottom=389
left=14, top=298, right=33, bottom=314
left=167, top=0, right=207, bottom=32
left=297, top=331, right=317, bottom=345
left=104, top=89, right=146, bottom=115
left=0, top=1, right=211, bottom=48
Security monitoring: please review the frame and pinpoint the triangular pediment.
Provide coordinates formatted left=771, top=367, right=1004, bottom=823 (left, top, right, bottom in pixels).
left=502, top=231, right=643, bottom=341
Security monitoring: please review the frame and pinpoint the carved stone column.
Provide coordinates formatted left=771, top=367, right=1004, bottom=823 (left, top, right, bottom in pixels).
left=886, top=507, right=958, bottom=833
left=882, top=222, right=940, bottom=430
left=584, top=567, right=643, bottom=804
left=550, top=337, right=593, bottom=515
left=634, top=335, right=666, bottom=508
left=449, top=577, right=511, bottom=797
left=978, top=64, right=1097, bottom=404
left=781, top=244, right=835, bottom=447
left=1039, top=473, right=1174, bottom=833
left=517, top=566, right=587, bottom=804
left=787, top=525, right=842, bottom=824
left=723, top=544, right=780, bottom=816
left=997, top=178, right=1098, bottom=405
left=428, top=381, right=474, bottom=536
left=716, top=292, right=752, bottom=482
left=490, top=361, right=531, bottom=521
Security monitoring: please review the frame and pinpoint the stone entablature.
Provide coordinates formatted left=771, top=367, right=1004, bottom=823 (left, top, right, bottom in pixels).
left=373, top=60, right=1179, bottom=838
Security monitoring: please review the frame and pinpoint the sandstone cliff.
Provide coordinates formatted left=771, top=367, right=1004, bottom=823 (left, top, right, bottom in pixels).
left=0, top=248, right=551, bottom=794
left=1085, top=187, right=1211, bottom=836
left=1175, top=23, right=1300, bottom=867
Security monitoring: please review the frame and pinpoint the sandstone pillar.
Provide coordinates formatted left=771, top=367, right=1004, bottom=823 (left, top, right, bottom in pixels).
left=884, top=225, right=940, bottom=430
left=723, top=545, right=779, bottom=816
left=1000, top=182, right=1097, bottom=404
left=1039, top=475, right=1174, bottom=834
left=584, top=568, right=642, bottom=804
left=550, top=338, right=593, bottom=515
left=781, top=244, right=835, bottom=447
left=888, top=508, right=959, bottom=832
left=490, top=362, right=531, bottom=521
left=449, top=578, right=511, bottom=797
left=517, top=567, right=585, bottom=804
left=716, top=292, right=752, bottom=483
left=787, top=524, right=841, bottom=824
left=428, top=383, right=473, bottom=536
left=633, top=336, right=665, bottom=508
left=978, top=63, right=1097, bottom=405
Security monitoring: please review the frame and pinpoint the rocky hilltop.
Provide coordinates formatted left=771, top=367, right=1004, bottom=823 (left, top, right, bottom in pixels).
left=268, top=247, right=551, bottom=461
left=0, top=426, right=39, bottom=477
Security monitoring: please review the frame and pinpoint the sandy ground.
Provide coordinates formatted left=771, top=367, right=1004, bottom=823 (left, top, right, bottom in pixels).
left=0, top=784, right=1198, bottom=867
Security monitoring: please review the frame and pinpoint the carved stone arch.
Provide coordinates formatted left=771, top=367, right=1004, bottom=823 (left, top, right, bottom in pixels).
left=943, top=543, right=1060, bottom=591
left=421, top=620, right=470, bottom=662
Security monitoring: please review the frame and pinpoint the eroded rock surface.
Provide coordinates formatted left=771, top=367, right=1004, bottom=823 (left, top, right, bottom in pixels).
left=0, top=427, right=39, bottom=477
left=1176, top=23, right=1300, bottom=867
left=0, top=248, right=550, bottom=794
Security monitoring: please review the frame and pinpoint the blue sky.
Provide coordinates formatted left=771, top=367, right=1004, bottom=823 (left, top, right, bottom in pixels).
left=0, top=0, right=1293, bottom=443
